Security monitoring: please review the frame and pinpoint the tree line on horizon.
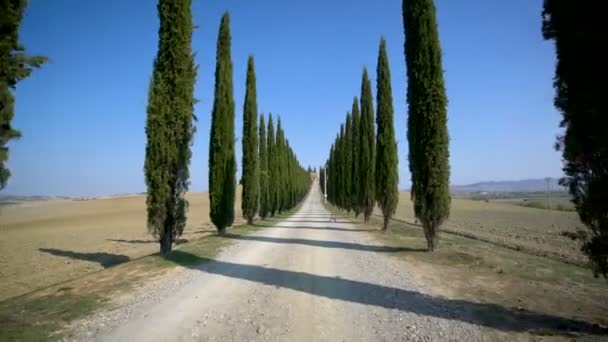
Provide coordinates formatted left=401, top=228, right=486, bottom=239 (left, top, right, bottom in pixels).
left=2, top=0, right=605, bottom=277
left=144, top=4, right=310, bottom=255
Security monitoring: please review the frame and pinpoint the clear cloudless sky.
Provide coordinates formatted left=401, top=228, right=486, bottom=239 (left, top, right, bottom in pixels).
left=6, top=0, right=561, bottom=196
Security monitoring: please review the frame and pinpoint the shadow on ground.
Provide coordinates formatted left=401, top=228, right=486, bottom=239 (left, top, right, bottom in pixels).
left=39, top=248, right=130, bottom=268
left=167, top=250, right=607, bottom=337
left=107, top=239, right=189, bottom=245
left=223, top=233, right=423, bottom=253
left=253, top=223, right=376, bottom=233
left=269, top=219, right=351, bottom=224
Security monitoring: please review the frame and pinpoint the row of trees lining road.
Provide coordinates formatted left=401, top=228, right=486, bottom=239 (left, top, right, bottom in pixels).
left=0, top=0, right=47, bottom=190
left=542, top=1, right=606, bottom=278
left=323, top=39, right=399, bottom=232
left=145, top=8, right=310, bottom=255
left=323, top=1, right=451, bottom=252
left=240, top=60, right=313, bottom=224
left=256, top=113, right=311, bottom=219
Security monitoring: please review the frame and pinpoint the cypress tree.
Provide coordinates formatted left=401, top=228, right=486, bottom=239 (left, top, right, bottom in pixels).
left=359, top=68, right=376, bottom=221
left=276, top=118, right=285, bottom=213
left=325, top=143, right=336, bottom=204
left=542, top=1, right=606, bottom=277
left=319, top=166, right=325, bottom=194
left=144, top=0, right=197, bottom=255
left=375, top=38, right=399, bottom=231
left=351, top=97, right=361, bottom=216
left=343, top=112, right=353, bottom=212
left=267, top=114, right=277, bottom=216
left=258, top=114, right=269, bottom=219
left=403, top=0, right=451, bottom=251
left=338, top=125, right=345, bottom=209
left=209, top=12, right=236, bottom=234
left=0, top=0, right=47, bottom=189
left=241, top=55, right=259, bottom=224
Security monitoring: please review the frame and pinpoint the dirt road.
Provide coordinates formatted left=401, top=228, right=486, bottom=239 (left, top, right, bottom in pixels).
left=74, top=184, right=495, bottom=341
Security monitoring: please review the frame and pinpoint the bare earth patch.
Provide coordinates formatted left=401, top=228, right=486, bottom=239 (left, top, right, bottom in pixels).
left=0, top=189, right=242, bottom=300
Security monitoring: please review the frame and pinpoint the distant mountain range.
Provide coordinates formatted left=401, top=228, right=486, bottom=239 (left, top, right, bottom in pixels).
left=451, top=178, right=566, bottom=193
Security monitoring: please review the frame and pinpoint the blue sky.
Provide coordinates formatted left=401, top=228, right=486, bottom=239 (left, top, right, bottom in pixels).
left=6, top=0, right=561, bottom=196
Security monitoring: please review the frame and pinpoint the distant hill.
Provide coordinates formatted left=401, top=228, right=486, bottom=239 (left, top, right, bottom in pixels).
left=451, top=178, right=566, bottom=193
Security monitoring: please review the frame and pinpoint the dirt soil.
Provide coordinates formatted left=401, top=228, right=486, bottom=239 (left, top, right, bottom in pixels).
left=0, top=190, right=242, bottom=300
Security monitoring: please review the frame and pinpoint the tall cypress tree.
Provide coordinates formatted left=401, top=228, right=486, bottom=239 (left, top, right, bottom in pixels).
left=359, top=68, right=376, bottom=221
left=241, top=55, right=259, bottom=224
left=276, top=117, right=286, bottom=213
left=144, top=0, right=197, bottom=255
left=258, top=114, right=269, bottom=219
left=267, top=114, right=277, bottom=216
left=0, top=0, right=47, bottom=189
left=209, top=12, right=236, bottom=234
left=542, top=1, right=606, bottom=278
left=351, top=97, right=361, bottom=216
left=375, top=38, right=399, bottom=231
left=403, top=0, right=450, bottom=251
left=343, top=112, right=353, bottom=212
left=338, top=124, right=345, bottom=209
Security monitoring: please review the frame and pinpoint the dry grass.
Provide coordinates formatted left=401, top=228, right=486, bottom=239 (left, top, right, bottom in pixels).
left=377, top=192, right=587, bottom=265
left=332, top=206, right=608, bottom=339
left=0, top=189, right=242, bottom=301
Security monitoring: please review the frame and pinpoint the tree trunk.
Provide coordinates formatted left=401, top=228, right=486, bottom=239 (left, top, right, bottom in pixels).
left=382, top=215, right=389, bottom=231
left=247, top=217, right=254, bottom=225
left=217, top=226, right=227, bottom=236
left=160, top=226, right=173, bottom=257
left=423, top=223, right=439, bottom=251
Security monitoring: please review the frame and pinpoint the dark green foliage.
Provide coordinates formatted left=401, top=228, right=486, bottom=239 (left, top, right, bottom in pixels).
left=241, top=56, right=259, bottom=224
left=319, top=166, right=326, bottom=194
left=327, top=144, right=335, bottom=204
left=343, top=112, right=353, bottom=212
left=262, top=115, right=311, bottom=214
left=209, top=12, right=236, bottom=234
left=0, top=0, right=47, bottom=189
left=258, top=114, right=269, bottom=219
left=375, top=38, right=399, bottom=231
left=359, top=68, right=376, bottom=221
left=337, top=124, right=345, bottom=209
left=267, top=114, right=277, bottom=216
left=351, top=97, right=361, bottom=216
left=403, top=0, right=451, bottom=251
left=144, top=0, right=197, bottom=255
left=542, top=1, right=606, bottom=278
left=323, top=74, right=375, bottom=218
left=276, top=117, right=286, bottom=212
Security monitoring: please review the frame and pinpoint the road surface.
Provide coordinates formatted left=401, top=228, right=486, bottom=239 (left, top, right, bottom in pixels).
left=73, top=182, right=491, bottom=341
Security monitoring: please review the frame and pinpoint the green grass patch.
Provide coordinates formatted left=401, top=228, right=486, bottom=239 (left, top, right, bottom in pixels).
left=0, top=293, right=101, bottom=341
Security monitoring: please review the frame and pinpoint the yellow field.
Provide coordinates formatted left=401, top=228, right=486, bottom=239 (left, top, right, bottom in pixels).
left=0, top=190, right=242, bottom=301
left=379, top=192, right=586, bottom=265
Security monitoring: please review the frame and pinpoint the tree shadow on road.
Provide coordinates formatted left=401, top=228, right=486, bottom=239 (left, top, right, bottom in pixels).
left=39, top=248, right=130, bottom=268
left=252, top=223, right=375, bottom=233
left=167, top=250, right=607, bottom=337
left=269, top=219, right=351, bottom=224
left=107, top=239, right=189, bottom=245
left=223, top=233, right=424, bottom=253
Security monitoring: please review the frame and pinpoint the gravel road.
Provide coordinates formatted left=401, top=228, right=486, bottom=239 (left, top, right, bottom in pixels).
left=70, top=183, right=502, bottom=341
